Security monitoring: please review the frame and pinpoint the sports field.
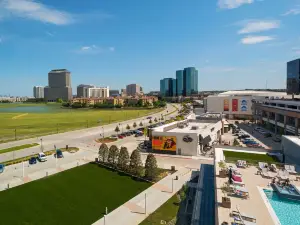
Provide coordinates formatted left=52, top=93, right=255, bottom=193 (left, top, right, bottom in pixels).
left=0, top=163, right=151, bottom=225
left=0, top=103, right=162, bottom=142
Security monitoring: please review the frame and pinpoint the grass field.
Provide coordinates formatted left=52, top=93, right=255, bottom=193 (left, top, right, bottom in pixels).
left=0, top=143, right=39, bottom=154
left=0, top=103, right=163, bottom=142
left=140, top=193, right=179, bottom=225
left=223, top=150, right=279, bottom=164
left=0, top=163, right=151, bottom=225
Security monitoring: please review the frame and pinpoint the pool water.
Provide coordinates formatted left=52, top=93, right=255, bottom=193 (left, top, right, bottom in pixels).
left=264, top=189, right=300, bottom=225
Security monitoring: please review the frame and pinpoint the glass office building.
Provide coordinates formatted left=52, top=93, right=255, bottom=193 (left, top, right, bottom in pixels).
left=287, top=59, right=300, bottom=95
left=176, top=70, right=184, bottom=96
left=183, top=67, right=198, bottom=96
left=160, top=78, right=176, bottom=97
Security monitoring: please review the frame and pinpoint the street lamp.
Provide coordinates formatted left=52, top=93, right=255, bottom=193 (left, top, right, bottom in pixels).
left=102, top=126, right=105, bottom=138
left=40, top=138, right=43, bottom=152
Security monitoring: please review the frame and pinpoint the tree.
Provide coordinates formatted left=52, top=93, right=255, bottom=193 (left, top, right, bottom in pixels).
left=98, top=143, right=109, bottom=163
left=118, top=147, right=130, bottom=171
left=149, top=119, right=152, bottom=124
left=133, top=122, right=137, bottom=129
left=154, top=118, right=158, bottom=123
left=139, top=121, right=143, bottom=127
left=144, top=154, right=158, bottom=181
left=137, top=99, right=143, bottom=107
left=56, top=98, right=63, bottom=103
left=129, top=150, right=143, bottom=176
left=115, top=126, right=120, bottom=134
left=108, top=145, right=119, bottom=166
left=126, top=124, right=130, bottom=130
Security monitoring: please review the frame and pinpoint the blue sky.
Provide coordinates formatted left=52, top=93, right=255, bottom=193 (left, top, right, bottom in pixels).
left=0, top=0, right=300, bottom=96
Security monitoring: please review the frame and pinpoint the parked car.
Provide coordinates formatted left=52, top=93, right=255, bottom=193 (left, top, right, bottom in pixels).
left=38, top=152, right=47, bottom=162
left=118, top=135, right=124, bottom=139
left=264, top=133, right=272, bottom=138
left=135, top=133, right=143, bottom=137
left=146, top=116, right=152, bottom=119
left=28, top=157, right=37, bottom=165
left=125, top=132, right=131, bottom=136
left=0, top=164, right=4, bottom=173
left=110, top=135, right=118, bottom=138
left=56, top=149, right=64, bottom=158
left=254, top=127, right=262, bottom=131
left=273, top=136, right=281, bottom=142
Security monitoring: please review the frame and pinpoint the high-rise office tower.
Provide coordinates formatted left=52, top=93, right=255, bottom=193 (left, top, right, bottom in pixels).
left=160, top=78, right=176, bottom=97
left=287, top=59, right=300, bottom=95
left=109, top=90, right=120, bottom=97
left=126, top=84, right=142, bottom=96
left=84, top=87, right=110, bottom=98
left=44, top=69, right=73, bottom=102
left=176, top=70, right=184, bottom=96
left=183, top=67, right=198, bottom=96
left=33, top=86, right=44, bottom=98
left=77, top=84, right=95, bottom=97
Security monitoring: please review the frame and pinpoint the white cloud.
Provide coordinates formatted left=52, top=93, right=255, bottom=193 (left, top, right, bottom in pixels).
left=81, top=46, right=91, bottom=51
left=241, top=36, right=274, bottom=44
left=77, top=45, right=115, bottom=54
left=218, top=0, right=254, bottom=9
left=0, top=0, right=73, bottom=25
left=282, top=5, right=300, bottom=16
left=45, top=31, right=54, bottom=37
left=238, top=20, right=280, bottom=34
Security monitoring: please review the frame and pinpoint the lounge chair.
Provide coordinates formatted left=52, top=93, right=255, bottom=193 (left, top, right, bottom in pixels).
left=258, top=162, right=268, bottom=170
left=277, top=170, right=289, bottom=181
left=270, top=164, right=277, bottom=172
left=261, top=168, right=275, bottom=178
left=236, top=160, right=247, bottom=168
left=231, top=209, right=257, bottom=223
left=285, top=165, right=297, bottom=174
left=231, top=179, right=245, bottom=186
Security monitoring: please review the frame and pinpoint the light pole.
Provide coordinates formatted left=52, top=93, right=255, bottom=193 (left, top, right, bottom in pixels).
left=119, top=123, right=123, bottom=133
left=40, top=138, right=43, bottom=152
left=102, top=127, right=105, bottom=138
left=14, top=129, right=17, bottom=140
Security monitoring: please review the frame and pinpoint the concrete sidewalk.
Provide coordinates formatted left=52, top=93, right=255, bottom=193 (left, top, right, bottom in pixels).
left=92, top=167, right=196, bottom=225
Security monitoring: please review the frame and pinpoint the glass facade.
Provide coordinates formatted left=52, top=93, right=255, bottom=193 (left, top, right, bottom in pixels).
left=287, top=59, right=300, bottom=94
left=176, top=70, right=184, bottom=96
left=183, top=67, right=198, bottom=96
left=160, top=78, right=176, bottom=97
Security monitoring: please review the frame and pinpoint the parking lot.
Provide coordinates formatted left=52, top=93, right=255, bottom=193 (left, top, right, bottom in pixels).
left=238, top=123, right=282, bottom=150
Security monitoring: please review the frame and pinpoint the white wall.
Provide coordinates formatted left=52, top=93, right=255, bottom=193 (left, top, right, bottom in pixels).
left=282, top=136, right=300, bottom=165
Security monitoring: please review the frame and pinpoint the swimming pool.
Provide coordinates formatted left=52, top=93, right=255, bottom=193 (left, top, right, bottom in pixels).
left=264, top=189, right=300, bottom=225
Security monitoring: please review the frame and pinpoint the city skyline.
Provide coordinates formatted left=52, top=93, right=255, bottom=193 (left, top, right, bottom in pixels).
left=0, top=0, right=299, bottom=96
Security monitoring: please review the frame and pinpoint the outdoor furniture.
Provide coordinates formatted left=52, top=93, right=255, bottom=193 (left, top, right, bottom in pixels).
left=231, top=179, right=245, bottom=187
left=270, top=164, right=278, bottom=172
left=277, top=170, right=289, bottom=181
left=258, top=162, right=268, bottom=170
left=236, top=160, right=247, bottom=168
left=285, top=165, right=297, bottom=174
left=222, top=196, right=231, bottom=208
left=230, top=185, right=249, bottom=199
left=261, top=168, right=276, bottom=179
left=231, top=209, right=257, bottom=223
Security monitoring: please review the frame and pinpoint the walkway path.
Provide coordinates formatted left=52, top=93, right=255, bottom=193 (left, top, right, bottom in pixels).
left=92, top=167, right=198, bottom=225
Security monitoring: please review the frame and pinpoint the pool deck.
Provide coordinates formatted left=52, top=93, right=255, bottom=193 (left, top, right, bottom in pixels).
left=215, top=165, right=300, bottom=225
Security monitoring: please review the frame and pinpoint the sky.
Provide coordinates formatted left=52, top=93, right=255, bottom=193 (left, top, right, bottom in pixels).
left=0, top=0, right=300, bottom=96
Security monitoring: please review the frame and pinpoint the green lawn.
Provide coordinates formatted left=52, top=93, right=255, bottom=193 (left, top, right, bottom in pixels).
left=0, top=143, right=39, bottom=154
left=0, top=104, right=163, bottom=142
left=140, top=193, right=179, bottom=225
left=0, top=163, right=151, bottom=225
left=223, top=150, right=279, bottom=164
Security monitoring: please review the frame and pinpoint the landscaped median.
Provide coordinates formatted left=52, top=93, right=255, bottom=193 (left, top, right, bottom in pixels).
left=1, top=147, right=79, bottom=166
left=0, top=143, right=39, bottom=154
left=95, top=137, right=118, bottom=143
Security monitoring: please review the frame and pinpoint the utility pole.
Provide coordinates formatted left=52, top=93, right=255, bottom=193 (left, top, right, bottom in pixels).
left=14, top=129, right=17, bottom=140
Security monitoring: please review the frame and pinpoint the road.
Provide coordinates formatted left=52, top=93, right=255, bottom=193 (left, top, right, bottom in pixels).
left=0, top=104, right=179, bottom=163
